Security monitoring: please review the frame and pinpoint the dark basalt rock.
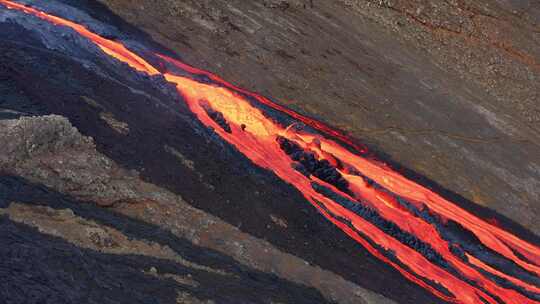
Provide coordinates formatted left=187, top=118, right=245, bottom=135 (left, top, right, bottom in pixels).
left=200, top=101, right=232, bottom=133
left=4, top=1, right=539, bottom=303
left=277, top=136, right=349, bottom=192
left=0, top=176, right=334, bottom=304
left=311, top=182, right=449, bottom=269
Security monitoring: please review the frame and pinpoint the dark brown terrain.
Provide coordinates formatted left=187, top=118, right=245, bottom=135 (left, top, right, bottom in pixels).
left=97, top=0, right=540, bottom=235
left=0, top=0, right=539, bottom=303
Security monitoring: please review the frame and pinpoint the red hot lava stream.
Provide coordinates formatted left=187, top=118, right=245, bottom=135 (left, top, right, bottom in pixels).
left=2, top=1, right=538, bottom=303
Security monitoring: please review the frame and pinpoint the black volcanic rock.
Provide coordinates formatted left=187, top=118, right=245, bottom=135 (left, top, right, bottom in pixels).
left=1, top=1, right=539, bottom=303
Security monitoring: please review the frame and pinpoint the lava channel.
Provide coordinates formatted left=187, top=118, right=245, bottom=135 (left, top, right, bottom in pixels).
left=2, top=1, right=538, bottom=303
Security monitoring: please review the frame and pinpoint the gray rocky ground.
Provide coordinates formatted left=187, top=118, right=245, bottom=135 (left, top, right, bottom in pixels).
left=0, top=115, right=392, bottom=304
left=1, top=0, right=539, bottom=303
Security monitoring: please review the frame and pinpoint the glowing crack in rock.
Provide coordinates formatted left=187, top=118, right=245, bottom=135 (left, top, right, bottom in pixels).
left=2, top=1, right=538, bottom=303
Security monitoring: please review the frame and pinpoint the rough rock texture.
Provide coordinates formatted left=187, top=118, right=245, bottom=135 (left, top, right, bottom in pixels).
left=1, top=1, right=539, bottom=303
left=0, top=115, right=141, bottom=206
left=97, top=0, right=540, bottom=235
left=341, top=0, right=540, bottom=126
left=0, top=115, right=394, bottom=304
left=0, top=213, right=330, bottom=304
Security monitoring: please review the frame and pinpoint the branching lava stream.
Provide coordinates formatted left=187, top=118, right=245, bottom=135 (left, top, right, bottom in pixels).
left=2, top=1, right=538, bottom=303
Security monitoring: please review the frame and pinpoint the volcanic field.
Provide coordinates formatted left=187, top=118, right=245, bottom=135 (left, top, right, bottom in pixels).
left=1, top=1, right=539, bottom=303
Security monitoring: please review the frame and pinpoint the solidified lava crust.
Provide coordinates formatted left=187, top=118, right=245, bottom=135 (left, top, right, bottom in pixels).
left=0, top=1, right=539, bottom=304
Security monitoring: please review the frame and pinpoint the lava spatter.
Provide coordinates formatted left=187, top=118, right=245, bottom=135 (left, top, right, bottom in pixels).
left=2, top=1, right=538, bottom=303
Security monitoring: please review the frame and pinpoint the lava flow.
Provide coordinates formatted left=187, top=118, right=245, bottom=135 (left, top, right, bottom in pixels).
left=2, top=1, right=539, bottom=303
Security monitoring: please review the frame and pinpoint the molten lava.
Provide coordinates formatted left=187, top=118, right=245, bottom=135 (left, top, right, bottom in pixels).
left=2, top=1, right=538, bottom=303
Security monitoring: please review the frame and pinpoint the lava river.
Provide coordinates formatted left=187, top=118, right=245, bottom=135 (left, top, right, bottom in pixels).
left=2, top=1, right=539, bottom=303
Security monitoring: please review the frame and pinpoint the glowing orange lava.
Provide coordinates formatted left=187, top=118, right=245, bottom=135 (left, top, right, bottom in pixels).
left=2, top=1, right=538, bottom=303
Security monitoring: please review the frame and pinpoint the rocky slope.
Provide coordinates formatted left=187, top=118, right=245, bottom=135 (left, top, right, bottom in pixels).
left=98, top=0, right=540, bottom=235
left=1, top=1, right=539, bottom=303
left=0, top=115, right=392, bottom=304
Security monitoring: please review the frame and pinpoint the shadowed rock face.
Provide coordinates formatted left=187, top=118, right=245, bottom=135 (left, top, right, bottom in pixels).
left=0, top=113, right=398, bottom=304
left=0, top=1, right=538, bottom=303
left=0, top=196, right=334, bottom=304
